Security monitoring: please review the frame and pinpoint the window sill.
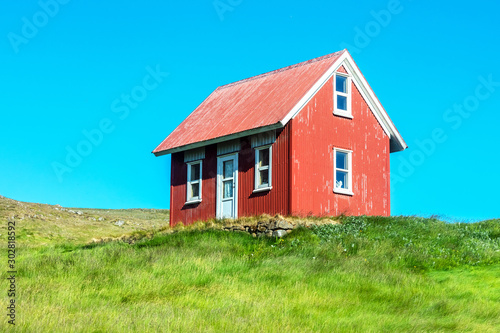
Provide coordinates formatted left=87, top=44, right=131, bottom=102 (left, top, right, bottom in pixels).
left=333, top=189, right=354, bottom=196
left=333, top=111, right=353, bottom=119
left=185, top=199, right=202, bottom=205
left=253, top=186, right=272, bottom=193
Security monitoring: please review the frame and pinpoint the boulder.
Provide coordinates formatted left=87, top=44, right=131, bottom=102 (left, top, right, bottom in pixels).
left=269, top=219, right=293, bottom=230
left=114, top=220, right=125, bottom=227
left=272, top=230, right=287, bottom=238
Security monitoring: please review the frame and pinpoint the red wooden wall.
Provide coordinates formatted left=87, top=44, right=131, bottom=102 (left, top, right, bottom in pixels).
left=169, top=127, right=290, bottom=226
left=170, top=68, right=391, bottom=225
left=170, top=145, right=217, bottom=226
left=289, top=73, right=391, bottom=217
left=237, top=127, right=290, bottom=217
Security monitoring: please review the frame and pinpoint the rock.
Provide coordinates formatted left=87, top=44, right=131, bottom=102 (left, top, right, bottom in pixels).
left=251, top=233, right=257, bottom=238
left=114, top=220, right=125, bottom=227
left=98, top=217, right=104, bottom=221
left=265, top=230, right=273, bottom=237
left=272, top=230, right=287, bottom=238
left=68, top=210, right=75, bottom=214
left=76, top=211, right=83, bottom=215
left=257, top=226, right=267, bottom=232
left=269, top=219, right=293, bottom=230
left=277, top=220, right=293, bottom=230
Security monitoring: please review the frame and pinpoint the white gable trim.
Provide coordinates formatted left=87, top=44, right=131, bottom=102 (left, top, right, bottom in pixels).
left=280, top=51, right=407, bottom=152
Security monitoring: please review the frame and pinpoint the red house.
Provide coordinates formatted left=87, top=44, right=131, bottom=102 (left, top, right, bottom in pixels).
left=153, top=50, right=407, bottom=226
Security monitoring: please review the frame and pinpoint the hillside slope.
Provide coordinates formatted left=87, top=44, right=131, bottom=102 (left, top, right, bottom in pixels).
left=0, top=195, right=169, bottom=246
left=1, top=195, right=499, bottom=332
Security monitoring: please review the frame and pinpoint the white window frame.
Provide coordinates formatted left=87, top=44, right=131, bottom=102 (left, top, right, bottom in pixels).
left=333, top=73, right=352, bottom=118
left=254, top=145, right=272, bottom=192
left=186, top=160, right=202, bottom=204
left=333, top=148, right=353, bottom=196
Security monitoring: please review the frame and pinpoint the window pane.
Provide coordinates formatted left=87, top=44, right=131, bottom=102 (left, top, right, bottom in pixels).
left=223, top=160, right=233, bottom=179
left=336, top=171, right=348, bottom=189
left=336, top=151, right=348, bottom=170
left=259, top=148, right=269, bottom=167
left=190, top=183, right=199, bottom=198
left=337, top=95, right=347, bottom=111
left=190, top=163, right=200, bottom=181
left=223, top=180, right=233, bottom=198
left=336, top=75, right=347, bottom=93
left=259, top=169, right=269, bottom=186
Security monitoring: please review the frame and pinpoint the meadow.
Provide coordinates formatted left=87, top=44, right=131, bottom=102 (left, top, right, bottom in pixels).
left=0, top=196, right=499, bottom=332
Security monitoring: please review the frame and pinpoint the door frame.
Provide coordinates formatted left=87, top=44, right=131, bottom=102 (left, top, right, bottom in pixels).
left=216, top=153, right=238, bottom=219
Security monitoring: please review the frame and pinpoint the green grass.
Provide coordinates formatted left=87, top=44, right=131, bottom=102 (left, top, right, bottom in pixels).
left=0, top=196, right=169, bottom=246
left=1, top=196, right=499, bottom=332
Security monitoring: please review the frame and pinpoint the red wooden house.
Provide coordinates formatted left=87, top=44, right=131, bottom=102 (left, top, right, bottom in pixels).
left=153, top=50, right=407, bottom=226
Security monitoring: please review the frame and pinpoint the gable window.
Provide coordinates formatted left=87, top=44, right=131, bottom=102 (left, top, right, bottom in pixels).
left=334, top=148, right=353, bottom=195
left=254, top=145, right=272, bottom=192
left=186, top=161, right=202, bottom=203
left=334, top=73, right=352, bottom=118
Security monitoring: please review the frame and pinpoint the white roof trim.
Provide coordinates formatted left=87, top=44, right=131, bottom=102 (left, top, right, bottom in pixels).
left=280, top=51, right=407, bottom=153
left=155, top=51, right=406, bottom=156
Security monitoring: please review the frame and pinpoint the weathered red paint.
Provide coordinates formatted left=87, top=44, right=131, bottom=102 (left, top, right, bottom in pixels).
left=337, top=65, right=348, bottom=74
left=153, top=51, right=344, bottom=154
left=169, top=127, right=291, bottom=226
left=169, top=73, right=390, bottom=226
left=170, top=145, right=217, bottom=224
left=290, top=76, right=390, bottom=216
left=238, top=127, right=290, bottom=217
left=162, top=51, right=406, bottom=226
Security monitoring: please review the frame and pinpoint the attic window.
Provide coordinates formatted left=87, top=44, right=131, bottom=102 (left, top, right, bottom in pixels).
left=254, top=145, right=272, bottom=192
left=333, top=148, right=353, bottom=196
left=186, top=161, right=202, bottom=204
left=334, top=73, right=352, bottom=118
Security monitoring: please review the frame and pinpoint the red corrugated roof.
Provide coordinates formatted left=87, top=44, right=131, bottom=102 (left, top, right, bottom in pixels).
left=153, top=50, right=346, bottom=155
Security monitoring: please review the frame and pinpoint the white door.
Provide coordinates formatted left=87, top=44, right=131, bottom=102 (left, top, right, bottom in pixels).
left=217, top=154, right=238, bottom=219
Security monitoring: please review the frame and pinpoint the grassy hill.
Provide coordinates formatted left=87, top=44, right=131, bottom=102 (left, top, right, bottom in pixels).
left=1, top=196, right=499, bottom=332
left=0, top=195, right=170, bottom=246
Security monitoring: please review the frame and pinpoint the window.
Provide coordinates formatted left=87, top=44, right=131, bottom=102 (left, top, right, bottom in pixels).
left=254, top=145, right=272, bottom=192
left=186, top=161, right=202, bottom=203
left=334, top=148, right=353, bottom=195
left=334, top=73, right=352, bottom=118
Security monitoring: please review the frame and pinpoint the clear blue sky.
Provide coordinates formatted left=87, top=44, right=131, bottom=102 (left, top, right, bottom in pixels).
left=1, top=0, right=499, bottom=221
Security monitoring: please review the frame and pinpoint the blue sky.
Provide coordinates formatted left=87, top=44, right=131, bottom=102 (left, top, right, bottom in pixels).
left=1, top=0, right=499, bottom=221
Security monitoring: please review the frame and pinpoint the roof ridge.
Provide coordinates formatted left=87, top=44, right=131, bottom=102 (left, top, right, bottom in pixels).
left=216, top=50, right=345, bottom=90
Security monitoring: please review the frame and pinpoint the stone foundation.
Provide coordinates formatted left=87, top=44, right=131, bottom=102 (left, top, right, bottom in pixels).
left=221, top=217, right=338, bottom=238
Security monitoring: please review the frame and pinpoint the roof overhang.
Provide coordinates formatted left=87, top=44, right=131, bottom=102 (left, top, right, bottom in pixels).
left=153, top=50, right=407, bottom=156
left=153, top=123, right=283, bottom=156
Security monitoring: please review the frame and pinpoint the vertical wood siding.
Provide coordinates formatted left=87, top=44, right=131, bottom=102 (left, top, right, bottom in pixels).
left=170, top=127, right=290, bottom=226
left=290, top=75, right=391, bottom=217
left=238, top=127, right=290, bottom=217
left=170, top=145, right=217, bottom=226
left=170, top=70, right=391, bottom=225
